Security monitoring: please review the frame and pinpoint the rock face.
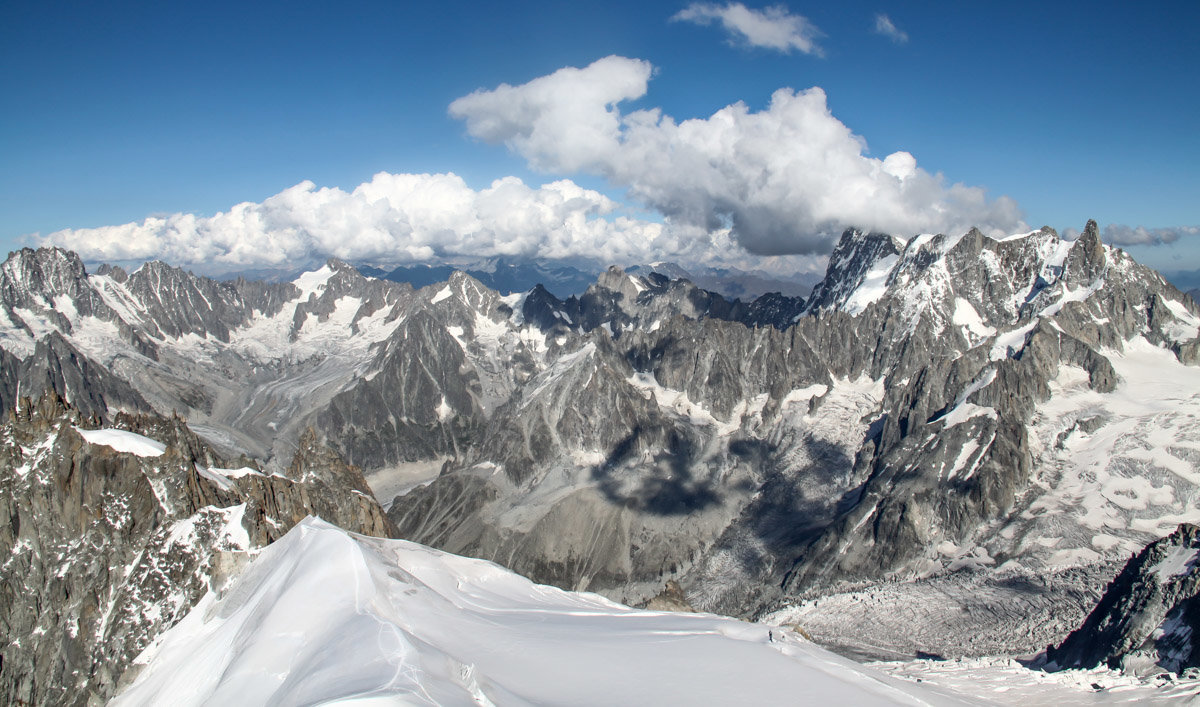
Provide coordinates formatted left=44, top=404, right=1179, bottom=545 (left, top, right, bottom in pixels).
left=1048, top=523, right=1200, bottom=675
left=2, top=221, right=1199, bottom=656
left=0, top=331, right=150, bottom=420
left=385, top=221, right=1200, bottom=623
left=0, top=393, right=393, bottom=706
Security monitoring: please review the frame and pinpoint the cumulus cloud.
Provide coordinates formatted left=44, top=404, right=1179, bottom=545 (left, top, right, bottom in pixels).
left=449, top=57, right=654, bottom=173
left=451, top=56, right=1026, bottom=256
left=40, top=173, right=698, bottom=269
left=872, top=13, right=908, bottom=44
left=671, top=2, right=823, bottom=56
left=1062, top=223, right=1200, bottom=247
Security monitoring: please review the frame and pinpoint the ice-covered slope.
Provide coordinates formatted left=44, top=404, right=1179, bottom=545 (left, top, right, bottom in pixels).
left=113, top=517, right=954, bottom=707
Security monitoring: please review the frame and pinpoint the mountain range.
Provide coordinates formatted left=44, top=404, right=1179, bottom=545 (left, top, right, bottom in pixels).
left=359, top=257, right=818, bottom=300
left=3, top=220, right=1200, bottom=703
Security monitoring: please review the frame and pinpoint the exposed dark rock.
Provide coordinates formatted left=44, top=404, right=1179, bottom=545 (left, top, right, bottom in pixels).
left=1048, top=523, right=1200, bottom=675
left=0, top=394, right=394, bottom=706
left=0, top=332, right=149, bottom=420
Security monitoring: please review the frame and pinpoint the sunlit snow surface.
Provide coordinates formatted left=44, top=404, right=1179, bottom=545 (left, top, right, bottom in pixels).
left=73, top=427, right=166, bottom=457
left=114, top=518, right=960, bottom=706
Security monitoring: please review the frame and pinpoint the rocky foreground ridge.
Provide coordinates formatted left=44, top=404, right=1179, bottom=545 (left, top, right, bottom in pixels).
left=1048, top=522, right=1200, bottom=676
left=2, top=220, right=1200, bottom=672
left=0, top=393, right=393, bottom=706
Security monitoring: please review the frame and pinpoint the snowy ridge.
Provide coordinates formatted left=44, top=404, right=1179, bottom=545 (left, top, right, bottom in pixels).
left=114, top=517, right=953, bottom=706
left=114, top=519, right=1200, bottom=705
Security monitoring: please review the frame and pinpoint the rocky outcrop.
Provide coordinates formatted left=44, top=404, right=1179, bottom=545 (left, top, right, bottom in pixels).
left=1047, top=523, right=1200, bottom=675
left=1, top=247, right=156, bottom=359
left=315, top=271, right=543, bottom=469
left=286, top=259, right=408, bottom=342
left=0, top=332, right=149, bottom=420
left=804, top=229, right=904, bottom=313
left=0, top=394, right=394, bottom=706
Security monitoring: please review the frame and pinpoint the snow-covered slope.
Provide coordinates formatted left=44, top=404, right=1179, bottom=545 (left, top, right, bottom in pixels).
left=114, top=518, right=1200, bottom=706
left=113, top=517, right=955, bottom=706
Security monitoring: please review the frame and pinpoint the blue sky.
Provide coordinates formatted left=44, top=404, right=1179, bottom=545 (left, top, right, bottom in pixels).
left=2, top=1, right=1198, bottom=280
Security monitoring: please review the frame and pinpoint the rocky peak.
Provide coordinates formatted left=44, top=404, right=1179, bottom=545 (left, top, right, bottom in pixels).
left=805, top=228, right=905, bottom=313
left=286, top=427, right=372, bottom=494
left=95, top=263, right=129, bottom=283
left=0, top=247, right=117, bottom=334
left=326, top=257, right=357, bottom=274
left=520, top=283, right=577, bottom=334
left=417, top=271, right=521, bottom=338
left=1, top=246, right=90, bottom=299
left=286, top=261, right=411, bottom=342
left=442, top=269, right=497, bottom=308
left=320, top=258, right=377, bottom=297
left=123, top=261, right=253, bottom=342
left=226, top=276, right=300, bottom=317
left=1065, top=218, right=1108, bottom=282
left=594, top=265, right=646, bottom=303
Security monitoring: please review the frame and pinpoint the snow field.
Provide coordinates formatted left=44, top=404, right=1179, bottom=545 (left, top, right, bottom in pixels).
left=114, top=518, right=956, bottom=706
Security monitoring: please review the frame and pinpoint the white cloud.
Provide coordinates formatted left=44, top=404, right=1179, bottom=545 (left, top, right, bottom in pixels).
left=449, top=57, right=654, bottom=173
left=672, top=2, right=823, bottom=56
left=39, top=171, right=833, bottom=276
left=872, top=13, right=908, bottom=44
left=451, top=56, right=1026, bottom=256
left=39, top=173, right=677, bottom=268
left=1063, top=223, right=1200, bottom=247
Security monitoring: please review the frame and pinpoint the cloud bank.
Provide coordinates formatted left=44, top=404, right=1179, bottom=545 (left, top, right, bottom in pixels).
left=671, top=2, right=823, bottom=55
left=451, top=56, right=1026, bottom=256
left=39, top=173, right=684, bottom=268
left=872, top=14, right=909, bottom=44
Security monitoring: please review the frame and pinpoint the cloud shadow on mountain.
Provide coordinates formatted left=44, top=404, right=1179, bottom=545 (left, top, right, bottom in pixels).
left=590, top=424, right=723, bottom=515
